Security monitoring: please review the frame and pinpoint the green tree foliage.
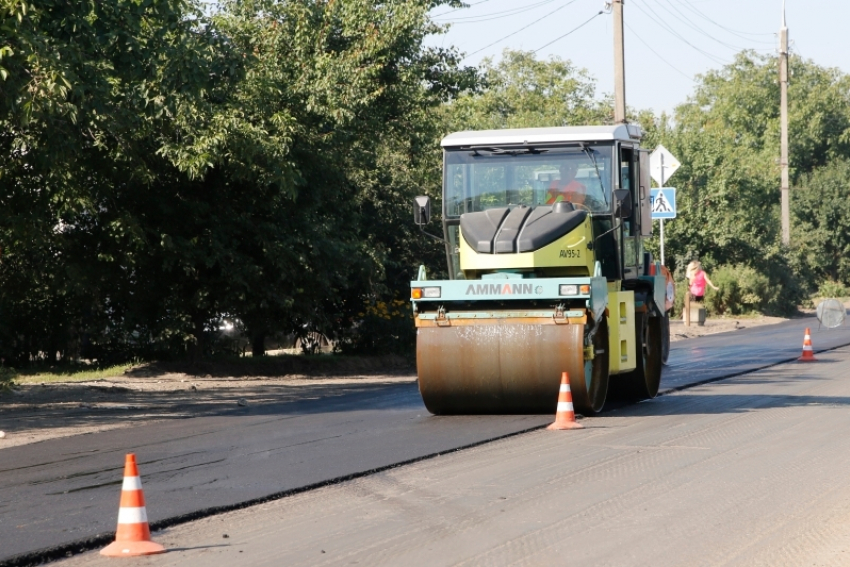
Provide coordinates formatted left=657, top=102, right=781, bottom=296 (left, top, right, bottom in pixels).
left=653, top=52, right=850, bottom=313
left=789, top=159, right=850, bottom=290
left=0, top=0, right=224, bottom=362
left=0, top=0, right=473, bottom=362
left=444, top=49, right=610, bottom=131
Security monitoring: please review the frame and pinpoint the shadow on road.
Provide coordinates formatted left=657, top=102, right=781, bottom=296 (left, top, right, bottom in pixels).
left=621, top=392, right=850, bottom=415
left=0, top=381, right=423, bottom=437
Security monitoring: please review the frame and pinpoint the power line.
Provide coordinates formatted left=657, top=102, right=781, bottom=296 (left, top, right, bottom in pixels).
left=624, top=21, right=694, bottom=82
left=462, top=0, right=581, bottom=60
left=436, top=0, right=558, bottom=24
left=631, top=0, right=728, bottom=65
left=652, top=0, right=773, bottom=52
left=679, top=1, right=777, bottom=40
left=533, top=9, right=604, bottom=53
left=431, top=0, right=497, bottom=19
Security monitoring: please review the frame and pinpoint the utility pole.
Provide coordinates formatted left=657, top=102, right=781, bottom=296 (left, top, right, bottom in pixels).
left=613, top=0, right=626, bottom=123
left=779, top=1, right=790, bottom=245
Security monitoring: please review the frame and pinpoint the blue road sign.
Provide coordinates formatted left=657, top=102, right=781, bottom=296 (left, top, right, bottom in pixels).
left=650, top=188, right=676, bottom=219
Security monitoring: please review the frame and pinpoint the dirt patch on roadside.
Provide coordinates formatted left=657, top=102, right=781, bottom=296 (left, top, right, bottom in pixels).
left=0, top=356, right=416, bottom=449
left=669, top=314, right=790, bottom=341
left=0, top=316, right=796, bottom=449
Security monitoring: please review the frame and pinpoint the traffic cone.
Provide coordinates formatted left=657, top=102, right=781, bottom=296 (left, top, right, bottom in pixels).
left=547, top=372, right=584, bottom=430
left=100, top=453, right=166, bottom=557
left=798, top=327, right=817, bottom=362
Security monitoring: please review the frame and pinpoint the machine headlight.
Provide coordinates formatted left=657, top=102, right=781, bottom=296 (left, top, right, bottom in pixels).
left=412, top=287, right=441, bottom=299
left=559, top=284, right=591, bottom=296
left=422, top=287, right=441, bottom=298
left=559, top=284, right=578, bottom=296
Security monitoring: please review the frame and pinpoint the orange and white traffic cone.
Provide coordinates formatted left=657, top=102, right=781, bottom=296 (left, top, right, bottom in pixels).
left=100, top=453, right=166, bottom=557
left=547, top=372, right=584, bottom=430
left=798, top=327, right=817, bottom=362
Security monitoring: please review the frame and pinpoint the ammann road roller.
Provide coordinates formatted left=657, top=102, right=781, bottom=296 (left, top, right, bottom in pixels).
left=410, top=125, right=667, bottom=415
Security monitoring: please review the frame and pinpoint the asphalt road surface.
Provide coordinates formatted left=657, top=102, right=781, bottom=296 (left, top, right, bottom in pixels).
left=55, top=343, right=850, bottom=566
left=2, top=316, right=849, bottom=564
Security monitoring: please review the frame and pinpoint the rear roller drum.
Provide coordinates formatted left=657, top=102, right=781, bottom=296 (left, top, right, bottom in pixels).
left=617, top=312, right=663, bottom=400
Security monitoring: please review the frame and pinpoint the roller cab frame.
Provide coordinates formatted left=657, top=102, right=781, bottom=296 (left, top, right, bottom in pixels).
left=411, top=125, right=666, bottom=415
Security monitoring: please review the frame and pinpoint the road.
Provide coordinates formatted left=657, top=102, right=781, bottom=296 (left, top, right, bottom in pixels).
left=1, top=316, right=849, bottom=565
left=54, top=342, right=850, bottom=566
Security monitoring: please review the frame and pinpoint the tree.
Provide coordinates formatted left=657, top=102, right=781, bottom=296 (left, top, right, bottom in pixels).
left=444, top=49, right=610, bottom=131
left=790, top=159, right=850, bottom=289
left=156, top=0, right=474, bottom=356
left=0, top=0, right=475, bottom=361
left=0, top=0, right=223, bottom=362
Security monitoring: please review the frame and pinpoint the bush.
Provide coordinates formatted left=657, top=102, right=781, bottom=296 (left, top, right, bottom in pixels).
left=336, top=298, right=415, bottom=356
left=816, top=279, right=848, bottom=299
left=705, top=264, right=775, bottom=316
left=0, top=367, right=16, bottom=392
left=671, top=270, right=688, bottom=318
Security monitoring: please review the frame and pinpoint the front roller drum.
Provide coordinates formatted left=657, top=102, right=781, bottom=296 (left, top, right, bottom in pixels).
left=416, top=318, right=609, bottom=415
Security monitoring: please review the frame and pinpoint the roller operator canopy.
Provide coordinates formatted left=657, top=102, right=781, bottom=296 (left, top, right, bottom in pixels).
left=441, top=124, right=643, bottom=148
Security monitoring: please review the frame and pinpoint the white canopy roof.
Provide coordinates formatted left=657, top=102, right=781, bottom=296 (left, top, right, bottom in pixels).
left=441, top=124, right=643, bottom=148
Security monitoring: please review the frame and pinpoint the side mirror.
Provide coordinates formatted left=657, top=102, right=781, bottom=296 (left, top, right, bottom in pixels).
left=614, top=189, right=632, bottom=219
left=413, top=195, right=431, bottom=226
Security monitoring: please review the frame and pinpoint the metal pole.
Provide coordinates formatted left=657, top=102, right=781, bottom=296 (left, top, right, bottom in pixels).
left=659, top=153, right=665, bottom=265
left=613, top=0, right=626, bottom=123
left=660, top=220, right=665, bottom=266
left=779, top=2, right=790, bottom=245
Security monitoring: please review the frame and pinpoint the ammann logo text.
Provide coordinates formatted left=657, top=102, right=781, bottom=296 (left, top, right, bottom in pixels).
left=465, top=283, right=534, bottom=296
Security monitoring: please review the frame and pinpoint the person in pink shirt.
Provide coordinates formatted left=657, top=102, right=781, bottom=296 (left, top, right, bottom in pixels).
left=686, top=260, right=718, bottom=302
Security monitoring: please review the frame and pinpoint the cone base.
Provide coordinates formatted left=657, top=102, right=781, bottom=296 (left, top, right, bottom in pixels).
left=547, top=420, right=584, bottom=430
left=798, top=355, right=817, bottom=362
left=100, top=539, right=166, bottom=557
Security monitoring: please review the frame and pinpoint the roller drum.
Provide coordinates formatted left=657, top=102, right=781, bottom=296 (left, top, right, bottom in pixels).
left=417, top=321, right=605, bottom=415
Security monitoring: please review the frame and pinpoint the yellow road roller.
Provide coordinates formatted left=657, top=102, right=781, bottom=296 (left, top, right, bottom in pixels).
left=411, top=125, right=667, bottom=415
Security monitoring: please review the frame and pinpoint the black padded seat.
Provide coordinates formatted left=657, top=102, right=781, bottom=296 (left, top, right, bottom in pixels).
left=460, top=207, right=510, bottom=253
left=516, top=207, right=586, bottom=253
left=460, top=205, right=587, bottom=255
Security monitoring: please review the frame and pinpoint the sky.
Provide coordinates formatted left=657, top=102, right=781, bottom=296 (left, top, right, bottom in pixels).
left=426, top=0, right=849, bottom=116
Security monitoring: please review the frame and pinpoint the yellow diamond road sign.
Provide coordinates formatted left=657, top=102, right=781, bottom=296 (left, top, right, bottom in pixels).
left=649, top=145, right=681, bottom=186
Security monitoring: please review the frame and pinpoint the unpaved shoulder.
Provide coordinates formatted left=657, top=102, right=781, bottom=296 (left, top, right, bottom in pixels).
left=0, top=373, right=416, bottom=449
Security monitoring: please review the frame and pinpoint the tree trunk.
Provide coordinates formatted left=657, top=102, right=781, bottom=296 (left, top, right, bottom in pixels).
left=187, top=315, right=206, bottom=362
left=251, top=331, right=266, bottom=358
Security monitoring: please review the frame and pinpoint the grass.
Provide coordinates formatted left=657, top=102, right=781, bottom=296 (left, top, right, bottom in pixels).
left=148, top=351, right=413, bottom=378
left=11, top=363, right=136, bottom=385
left=0, top=351, right=414, bottom=387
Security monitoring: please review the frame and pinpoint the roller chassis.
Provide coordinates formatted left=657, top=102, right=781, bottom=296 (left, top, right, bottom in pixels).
left=411, top=272, right=666, bottom=415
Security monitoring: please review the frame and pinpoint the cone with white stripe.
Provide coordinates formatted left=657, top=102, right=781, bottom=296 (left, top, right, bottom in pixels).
left=547, top=372, right=584, bottom=430
left=100, top=453, right=166, bottom=557
left=798, top=327, right=817, bottom=362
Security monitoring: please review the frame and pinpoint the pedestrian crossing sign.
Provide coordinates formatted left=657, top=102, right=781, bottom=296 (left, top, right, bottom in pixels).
left=650, top=188, right=676, bottom=219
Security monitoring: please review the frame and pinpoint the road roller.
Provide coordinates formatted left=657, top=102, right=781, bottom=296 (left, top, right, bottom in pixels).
left=410, top=125, right=667, bottom=415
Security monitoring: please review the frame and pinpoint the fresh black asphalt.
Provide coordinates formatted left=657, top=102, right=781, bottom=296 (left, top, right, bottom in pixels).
left=1, top=316, right=848, bottom=564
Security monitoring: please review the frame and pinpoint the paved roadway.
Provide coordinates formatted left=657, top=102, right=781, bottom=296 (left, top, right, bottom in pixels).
left=55, top=342, right=850, bottom=567
left=1, top=316, right=848, bottom=565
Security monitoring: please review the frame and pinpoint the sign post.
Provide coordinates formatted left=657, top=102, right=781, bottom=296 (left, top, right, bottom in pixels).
left=660, top=153, right=665, bottom=265
left=649, top=146, right=681, bottom=265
